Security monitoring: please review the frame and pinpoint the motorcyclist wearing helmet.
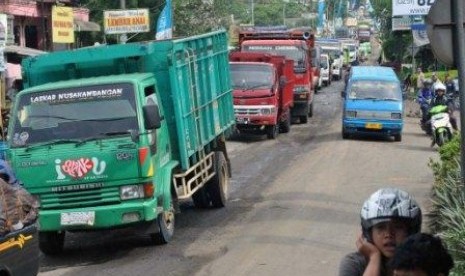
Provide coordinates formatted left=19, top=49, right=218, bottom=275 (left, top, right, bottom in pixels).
left=430, top=83, right=458, bottom=131
left=339, top=188, right=422, bottom=276
left=417, top=79, right=433, bottom=124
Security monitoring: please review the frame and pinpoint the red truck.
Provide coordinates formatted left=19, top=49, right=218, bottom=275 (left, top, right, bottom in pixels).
left=229, top=52, right=295, bottom=139
left=238, top=27, right=315, bottom=123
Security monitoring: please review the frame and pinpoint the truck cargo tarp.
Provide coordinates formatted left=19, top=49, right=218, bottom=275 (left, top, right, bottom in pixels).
left=4, top=45, right=46, bottom=57
left=74, top=19, right=101, bottom=32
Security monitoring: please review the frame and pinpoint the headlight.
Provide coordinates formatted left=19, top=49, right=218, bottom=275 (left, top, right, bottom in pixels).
left=346, top=111, right=357, bottom=118
left=120, top=185, right=144, bottom=200
left=293, top=86, right=309, bottom=93
left=260, top=107, right=275, bottom=115
left=391, top=113, right=402, bottom=119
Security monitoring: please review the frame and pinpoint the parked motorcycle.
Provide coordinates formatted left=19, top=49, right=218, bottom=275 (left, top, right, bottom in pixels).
left=429, top=105, right=454, bottom=147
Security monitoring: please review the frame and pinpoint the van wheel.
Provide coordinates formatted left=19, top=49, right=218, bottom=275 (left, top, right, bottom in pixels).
left=151, top=203, right=175, bottom=245
left=206, top=152, right=229, bottom=208
left=39, top=231, right=65, bottom=255
left=342, top=128, right=349, bottom=139
left=300, top=115, right=308, bottom=124
left=308, top=102, right=314, bottom=118
left=394, top=134, right=402, bottom=142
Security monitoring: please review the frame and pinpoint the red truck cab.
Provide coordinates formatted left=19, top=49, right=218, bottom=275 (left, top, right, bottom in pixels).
left=229, top=52, right=295, bottom=139
left=238, top=27, right=316, bottom=124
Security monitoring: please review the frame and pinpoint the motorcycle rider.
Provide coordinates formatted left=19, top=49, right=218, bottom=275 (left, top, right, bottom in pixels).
left=430, top=83, right=458, bottom=131
left=417, top=78, right=433, bottom=125
left=339, top=188, right=422, bottom=276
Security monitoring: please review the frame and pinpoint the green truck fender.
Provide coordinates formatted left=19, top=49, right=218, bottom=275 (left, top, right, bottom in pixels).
left=158, top=160, right=179, bottom=211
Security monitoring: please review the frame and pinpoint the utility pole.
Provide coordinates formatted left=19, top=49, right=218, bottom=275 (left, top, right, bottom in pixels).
left=452, top=0, right=465, bottom=185
left=120, top=0, right=127, bottom=44
left=41, top=0, right=47, bottom=50
left=251, top=0, right=255, bottom=26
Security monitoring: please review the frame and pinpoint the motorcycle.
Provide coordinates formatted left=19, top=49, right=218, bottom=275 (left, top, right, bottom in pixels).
left=419, top=99, right=432, bottom=135
left=429, top=104, right=454, bottom=147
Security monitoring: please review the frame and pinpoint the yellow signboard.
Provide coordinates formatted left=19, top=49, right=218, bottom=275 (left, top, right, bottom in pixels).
left=52, top=6, right=74, bottom=43
left=104, top=9, right=150, bottom=34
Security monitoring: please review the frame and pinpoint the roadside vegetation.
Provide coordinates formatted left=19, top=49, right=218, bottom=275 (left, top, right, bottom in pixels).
left=429, top=135, right=465, bottom=274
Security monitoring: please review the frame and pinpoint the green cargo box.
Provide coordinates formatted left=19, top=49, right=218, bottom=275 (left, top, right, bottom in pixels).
left=21, top=30, right=235, bottom=170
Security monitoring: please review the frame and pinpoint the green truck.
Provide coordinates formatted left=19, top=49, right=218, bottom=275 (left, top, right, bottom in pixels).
left=7, top=30, right=235, bottom=254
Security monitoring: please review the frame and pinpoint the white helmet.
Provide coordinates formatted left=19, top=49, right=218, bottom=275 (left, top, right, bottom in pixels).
left=361, top=188, right=422, bottom=238
left=435, top=83, right=446, bottom=92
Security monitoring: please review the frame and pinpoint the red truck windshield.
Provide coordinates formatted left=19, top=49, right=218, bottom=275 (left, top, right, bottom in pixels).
left=10, top=83, right=138, bottom=147
left=230, top=63, right=273, bottom=90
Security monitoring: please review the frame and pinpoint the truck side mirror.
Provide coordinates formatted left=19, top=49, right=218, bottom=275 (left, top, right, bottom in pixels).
left=341, top=91, right=346, bottom=98
left=143, top=104, right=163, bottom=130
left=279, top=76, right=288, bottom=87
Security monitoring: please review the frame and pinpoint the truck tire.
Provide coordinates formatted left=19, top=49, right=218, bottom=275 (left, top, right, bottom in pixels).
left=151, top=204, right=175, bottom=245
left=192, top=186, right=210, bottom=208
left=308, top=102, right=314, bottom=118
left=39, top=231, right=65, bottom=255
left=280, top=113, right=291, bottom=133
left=206, top=151, right=229, bottom=208
left=266, top=125, right=279, bottom=139
left=300, top=115, right=308, bottom=124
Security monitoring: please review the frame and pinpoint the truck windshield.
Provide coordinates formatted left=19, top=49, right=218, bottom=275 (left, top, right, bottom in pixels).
left=10, top=83, right=138, bottom=147
left=230, top=64, right=273, bottom=90
left=242, top=44, right=306, bottom=72
left=348, top=80, right=401, bottom=101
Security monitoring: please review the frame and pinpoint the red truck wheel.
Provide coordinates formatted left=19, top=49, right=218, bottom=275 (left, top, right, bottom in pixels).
left=280, top=114, right=291, bottom=133
left=266, top=125, right=279, bottom=139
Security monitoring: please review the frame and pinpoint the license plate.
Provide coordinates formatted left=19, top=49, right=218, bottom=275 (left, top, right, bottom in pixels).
left=61, top=211, right=95, bottom=226
left=236, top=118, right=249, bottom=124
left=365, top=123, right=382, bottom=129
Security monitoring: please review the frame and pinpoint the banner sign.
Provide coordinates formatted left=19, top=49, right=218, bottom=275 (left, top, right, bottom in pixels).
left=392, top=16, right=412, bottom=31
left=411, top=23, right=429, bottom=46
left=156, top=0, right=172, bottom=40
left=52, top=6, right=74, bottom=43
left=392, top=0, right=436, bottom=16
left=0, top=13, right=7, bottom=72
left=104, top=9, right=150, bottom=34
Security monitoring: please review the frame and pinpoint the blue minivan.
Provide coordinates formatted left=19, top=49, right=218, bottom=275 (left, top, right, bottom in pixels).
left=342, top=66, right=403, bottom=141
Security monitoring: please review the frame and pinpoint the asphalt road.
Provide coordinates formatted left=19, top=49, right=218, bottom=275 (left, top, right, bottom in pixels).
left=38, top=76, right=438, bottom=276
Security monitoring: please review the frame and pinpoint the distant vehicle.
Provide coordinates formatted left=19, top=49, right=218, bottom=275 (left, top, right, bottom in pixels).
left=229, top=52, right=295, bottom=139
left=341, top=66, right=403, bottom=141
left=316, top=39, right=343, bottom=81
left=320, top=53, right=332, bottom=86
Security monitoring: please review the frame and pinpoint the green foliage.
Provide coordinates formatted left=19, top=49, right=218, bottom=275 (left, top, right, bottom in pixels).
left=428, top=134, right=465, bottom=274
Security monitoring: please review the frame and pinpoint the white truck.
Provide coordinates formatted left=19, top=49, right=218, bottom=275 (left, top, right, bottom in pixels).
left=316, top=39, right=343, bottom=81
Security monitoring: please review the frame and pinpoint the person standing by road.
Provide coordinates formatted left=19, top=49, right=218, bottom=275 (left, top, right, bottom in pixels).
left=338, top=188, right=422, bottom=276
left=416, top=67, right=425, bottom=94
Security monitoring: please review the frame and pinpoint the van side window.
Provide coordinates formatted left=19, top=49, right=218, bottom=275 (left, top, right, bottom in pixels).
left=145, top=85, right=155, bottom=97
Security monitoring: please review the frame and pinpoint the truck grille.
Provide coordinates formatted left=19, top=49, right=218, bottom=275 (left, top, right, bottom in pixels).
left=235, top=108, right=260, bottom=116
left=40, top=186, right=121, bottom=210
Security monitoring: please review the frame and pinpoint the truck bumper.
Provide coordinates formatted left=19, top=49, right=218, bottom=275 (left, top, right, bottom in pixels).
left=39, top=198, right=159, bottom=231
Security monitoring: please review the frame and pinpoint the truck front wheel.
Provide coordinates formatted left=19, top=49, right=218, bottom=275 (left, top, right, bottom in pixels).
left=151, top=205, right=175, bottom=245
left=280, top=113, right=291, bottom=133
left=266, top=125, right=279, bottom=139
left=39, top=231, right=65, bottom=255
